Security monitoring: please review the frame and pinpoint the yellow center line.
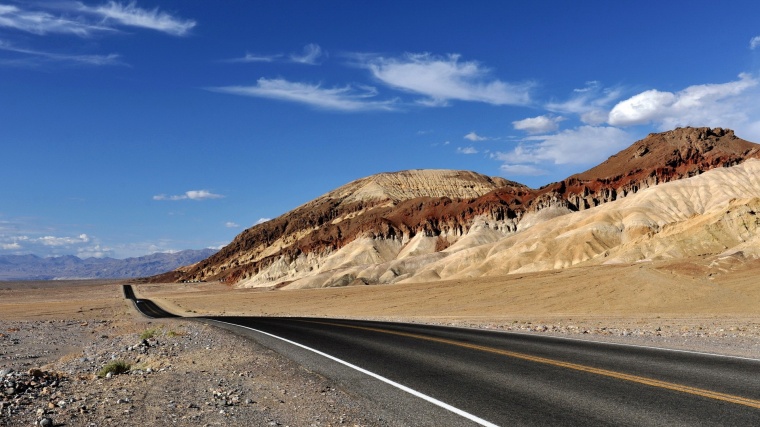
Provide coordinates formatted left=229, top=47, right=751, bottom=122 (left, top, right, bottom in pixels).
left=302, top=320, right=760, bottom=410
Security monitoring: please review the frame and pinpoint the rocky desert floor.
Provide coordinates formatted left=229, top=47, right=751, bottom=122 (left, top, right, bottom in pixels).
left=1, top=257, right=759, bottom=426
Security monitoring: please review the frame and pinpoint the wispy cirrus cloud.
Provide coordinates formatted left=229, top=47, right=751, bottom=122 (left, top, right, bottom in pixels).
left=0, top=2, right=195, bottom=37
left=362, top=53, right=533, bottom=107
left=224, top=52, right=282, bottom=63
left=225, top=43, right=324, bottom=65
left=81, top=1, right=197, bottom=36
left=225, top=221, right=240, bottom=228
left=493, top=126, right=631, bottom=176
left=0, top=4, right=111, bottom=36
left=153, top=190, right=225, bottom=201
left=290, top=43, right=324, bottom=65
left=0, top=40, right=121, bottom=66
left=208, top=78, right=397, bottom=112
left=546, top=81, right=622, bottom=125
left=0, top=2, right=194, bottom=67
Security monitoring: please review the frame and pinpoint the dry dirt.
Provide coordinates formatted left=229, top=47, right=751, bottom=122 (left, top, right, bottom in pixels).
left=0, top=281, right=391, bottom=426
left=1, top=259, right=759, bottom=425
left=137, top=258, right=760, bottom=359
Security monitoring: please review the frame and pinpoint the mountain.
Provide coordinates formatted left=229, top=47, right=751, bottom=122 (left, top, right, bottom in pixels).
left=156, top=127, right=760, bottom=288
left=0, top=249, right=217, bottom=281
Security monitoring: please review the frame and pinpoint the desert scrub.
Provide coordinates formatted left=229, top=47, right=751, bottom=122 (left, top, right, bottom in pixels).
left=167, top=329, right=186, bottom=337
left=139, top=327, right=161, bottom=340
left=98, top=360, right=131, bottom=378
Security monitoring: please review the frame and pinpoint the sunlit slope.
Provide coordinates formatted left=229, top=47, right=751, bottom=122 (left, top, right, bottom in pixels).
left=415, top=159, right=760, bottom=281
left=279, top=160, right=760, bottom=288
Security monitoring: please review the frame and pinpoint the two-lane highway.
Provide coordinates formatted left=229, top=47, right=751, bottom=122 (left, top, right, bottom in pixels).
left=124, top=285, right=760, bottom=426
left=123, top=284, right=177, bottom=318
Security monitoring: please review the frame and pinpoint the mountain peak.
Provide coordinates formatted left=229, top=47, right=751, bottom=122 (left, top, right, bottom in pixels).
left=324, top=169, right=521, bottom=204
left=158, top=127, right=760, bottom=288
left=573, top=127, right=758, bottom=181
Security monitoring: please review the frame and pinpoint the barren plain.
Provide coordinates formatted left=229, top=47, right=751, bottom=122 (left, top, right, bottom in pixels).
left=2, top=253, right=759, bottom=425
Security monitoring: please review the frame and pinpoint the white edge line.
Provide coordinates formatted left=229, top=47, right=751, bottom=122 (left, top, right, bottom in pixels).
left=207, top=319, right=500, bottom=427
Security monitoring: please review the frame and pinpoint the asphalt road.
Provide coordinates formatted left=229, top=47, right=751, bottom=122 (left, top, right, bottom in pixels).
left=123, top=284, right=177, bottom=318
left=124, top=285, right=760, bottom=426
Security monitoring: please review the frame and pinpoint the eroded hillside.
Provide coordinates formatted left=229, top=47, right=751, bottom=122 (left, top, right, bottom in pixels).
left=151, top=127, right=760, bottom=288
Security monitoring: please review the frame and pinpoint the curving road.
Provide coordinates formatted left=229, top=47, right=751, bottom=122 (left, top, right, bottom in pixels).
left=124, top=285, right=760, bottom=426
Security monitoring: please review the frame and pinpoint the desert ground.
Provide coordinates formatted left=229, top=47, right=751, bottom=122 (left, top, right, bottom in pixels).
left=1, top=258, right=759, bottom=425
left=136, top=257, right=760, bottom=358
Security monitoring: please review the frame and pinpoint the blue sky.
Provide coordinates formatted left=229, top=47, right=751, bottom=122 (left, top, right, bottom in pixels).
left=2, top=1, right=760, bottom=259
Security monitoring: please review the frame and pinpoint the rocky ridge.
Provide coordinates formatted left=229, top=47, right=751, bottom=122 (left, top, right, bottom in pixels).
left=155, top=127, right=760, bottom=288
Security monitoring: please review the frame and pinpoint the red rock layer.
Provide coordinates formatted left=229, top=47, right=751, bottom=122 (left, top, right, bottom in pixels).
left=149, top=127, right=760, bottom=284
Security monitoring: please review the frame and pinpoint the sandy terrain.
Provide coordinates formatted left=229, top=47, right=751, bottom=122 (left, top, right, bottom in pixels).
left=136, top=258, right=760, bottom=358
left=1, top=259, right=759, bottom=425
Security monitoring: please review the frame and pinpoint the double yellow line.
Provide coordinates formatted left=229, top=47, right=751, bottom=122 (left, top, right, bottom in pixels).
left=306, top=320, right=760, bottom=410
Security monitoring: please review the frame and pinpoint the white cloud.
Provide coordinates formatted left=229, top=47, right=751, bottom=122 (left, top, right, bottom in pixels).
left=608, top=73, right=759, bottom=131
left=0, top=2, right=195, bottom=37
left=225, top=221, right=240, bottom=228
left=186, top=190, right=223, bottom=200
left=83, top=1, right=196, bottom=36
left=38, top=234, right=90, bottom=247
left=499, top=164, right=548, bottom=176
left=546, top=81, right=622, bottom=125
left=464, top=132, right=488, bottom=141
left=290, top=43, right=324, bottom=65
left=0, top=4, right=111, bottom=36
left=153, top=190, right=224, bottom=201
left=363, top=53, right=532, bottom=106
left=494, top=126, right=631, bottom=167
left=0, top=41, right=122, bottom=66
left=751, top=36, right=760, bottom=50
left=255, top=218, right=271, bottom=225
left=77, top=244, right=114, bottom=258
left=512, top=115, right=565, bottom=134
left=225, top=52, right=281, bottom=63
left=208, top=78, right=397, bottom=112
left=1, top=242, right=21, bottom=250
left=457, top=146, right=479, bottom=154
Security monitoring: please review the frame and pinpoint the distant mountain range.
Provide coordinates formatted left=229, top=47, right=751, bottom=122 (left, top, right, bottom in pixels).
left=150, top=127, right=760, bottom=289
left=0, top=249, right=217, bottom=281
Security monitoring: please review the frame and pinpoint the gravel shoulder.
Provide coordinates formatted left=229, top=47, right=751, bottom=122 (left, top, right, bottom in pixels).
left=1, top=316, right=390, bottom=427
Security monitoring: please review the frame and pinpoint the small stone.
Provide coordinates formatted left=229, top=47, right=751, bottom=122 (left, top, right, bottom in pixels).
left=39, top=417, right=53, bottom=427
left=106, top=372, right=113, bottom=379
left=56, top=400, right=66, bottom=408
left=0, top=368, right=13, bottom=377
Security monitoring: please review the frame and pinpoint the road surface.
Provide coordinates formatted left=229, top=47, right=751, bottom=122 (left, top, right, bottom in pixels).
left=124, top=285, right=760, bottom=426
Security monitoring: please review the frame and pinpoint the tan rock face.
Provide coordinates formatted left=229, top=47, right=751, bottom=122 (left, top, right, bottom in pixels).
left=147, top=127, right=760, bottom=288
